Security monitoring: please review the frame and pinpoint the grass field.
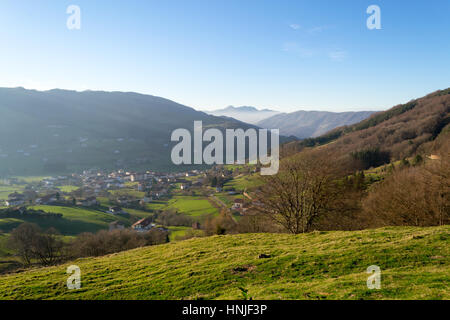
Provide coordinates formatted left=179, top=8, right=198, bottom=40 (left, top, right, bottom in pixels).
left=0, top=225, right=447, bottom=300
left=167, top=226, right=192, bottom=241
left=56, top=186, right=80, bottom=193
left=109, top=189, right=146, bottom=199
left=167, top=196, right=219, bottom=218
left=224, top=173, right=262, bottom=192
left=0, top=234, right=12, bottom=257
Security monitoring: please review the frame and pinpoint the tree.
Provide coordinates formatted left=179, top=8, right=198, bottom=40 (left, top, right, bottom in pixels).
left=32, top=227, right=64, bottom=266
left=210, top=176, right=218, bottom=188
left=8, top=223, right=41, bottom=265
left=8, top=223, right=65, bottom=266
left=254, top=152, right=338, bottom=234
left=412, top=154, right=423, bottom=166
left=362, top=154, right=449, bottom=227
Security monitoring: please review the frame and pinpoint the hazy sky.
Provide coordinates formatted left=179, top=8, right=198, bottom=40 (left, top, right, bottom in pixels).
left=0, top=0, right=449, bottom=112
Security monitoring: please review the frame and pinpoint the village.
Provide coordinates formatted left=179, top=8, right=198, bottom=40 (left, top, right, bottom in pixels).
left=0, top=165, right=259, bottom=239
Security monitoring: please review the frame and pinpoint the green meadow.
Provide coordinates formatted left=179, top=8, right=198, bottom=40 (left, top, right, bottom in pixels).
left=223, top=173, right=262, bottom=192
left=0, top=206, right=129, bottom=235
left=0, top=225, right=447, bottom=300
left=167, top=196, right=219, bottom=218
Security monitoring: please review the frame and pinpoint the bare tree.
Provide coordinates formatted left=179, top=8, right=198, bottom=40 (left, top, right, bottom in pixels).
left=8, top=223, right=65, bottom=266
left=32, top=227, right=64, bottom=266
left=8, top=223, right=41, bottom=266
left=254, top=152, right=338, bottom=234
left=362, top=143, right=449, bottom=227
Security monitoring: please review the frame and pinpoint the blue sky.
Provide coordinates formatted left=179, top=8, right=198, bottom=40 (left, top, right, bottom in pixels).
left=0, top=0, right=449, bottom=112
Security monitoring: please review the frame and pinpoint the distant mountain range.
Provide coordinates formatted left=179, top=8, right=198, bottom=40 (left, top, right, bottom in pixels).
left=0, top=88, right=260, bottom=175
left=207, top=106, right=375, bottom=139
left=206, top=106, right=280, bottom=125
left=257, top=110, right=375, bottom=139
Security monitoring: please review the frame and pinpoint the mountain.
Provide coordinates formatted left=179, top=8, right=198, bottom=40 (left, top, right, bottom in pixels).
left=257, top=110, right=375, bottom=139
left=0, top=225, right=448, bottom=299
left=0, top=88, right=258, bottom=175
left=283, top=88, right=450, bottom=167
left=207, top=106, right=280, bottom=125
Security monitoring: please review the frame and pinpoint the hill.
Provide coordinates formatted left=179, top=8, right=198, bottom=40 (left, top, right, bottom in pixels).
left=207, top=106, right=280, bottom=125
left=0, top=88, right=258, bottom=176
left=257, top=110, right=374, bottom=139
left=283, top=88, right=450, bottom=166
left=0, top=226, right=448, bottom=300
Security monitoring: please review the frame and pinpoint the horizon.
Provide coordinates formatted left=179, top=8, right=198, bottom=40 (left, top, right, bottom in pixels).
left=2, top=84, right=441, bottom=114
left=1, top=1, right=449, bottom=112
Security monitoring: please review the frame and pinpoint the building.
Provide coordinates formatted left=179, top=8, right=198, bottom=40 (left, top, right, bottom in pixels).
left=132, top=218, right=155, bottom=232
left=232, top=199, right=244, bottom=210
left=108, top=206, right=124, bottom=215
left=180, top=184, right=189, bottom=190
left=5, top=193, right=25, bottom=207
left=35, top=193, right=58, bottom=205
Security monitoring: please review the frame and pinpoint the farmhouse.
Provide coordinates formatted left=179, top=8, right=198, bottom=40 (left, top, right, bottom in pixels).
left=5, top=193, right=25, bottom=207
left=35, top=193, right=58, bottom=205
left=108, top=206, right=125, bottom=215
left=428, top=154, right=441, bottom=160
left=180, top=184, right=190, bottom=190
left=232, top=198, right=244, bottom=210
left=132, top=217, right=155, bottom=232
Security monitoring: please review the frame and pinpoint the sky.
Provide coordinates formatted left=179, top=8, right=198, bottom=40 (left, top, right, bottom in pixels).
left=0, top=0, right=449, bottom=113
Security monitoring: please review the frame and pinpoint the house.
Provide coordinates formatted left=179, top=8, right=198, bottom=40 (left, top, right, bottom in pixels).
left=428, top=154, right=441, bottom=160
left=36, top=193, right=58, bottom=205
left=192, top=222, right=201, bottom=230
left=108, top=206, right=124, bottom=215
left=231, top=199, right=244, bottom=210
left=180, top=184, right=189, bottom=190
left=192, top=181, right=202, bottom=187
left=5, top=193, right=25, bottom=207
left=132, top=218, right=155, bottom=232
left=140, top=197, right=153, bottom=204
left=109, top=221, right=126, bottom=231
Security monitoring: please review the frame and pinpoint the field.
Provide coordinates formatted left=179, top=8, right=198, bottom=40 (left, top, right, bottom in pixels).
left=56, top=186, right=79, bottom=193
left=0, top=185, right=24, bottom=200
left=167, top=196, right=219, bottom=218
left=223, top=173, right=262, bottom=192
left=0, top=206, right=129, bottom=235
left=139, top=196, right=220, bottom=220
left=167, top=226, right=192, bottom=241
left=0, top=225, right=448, bottom=300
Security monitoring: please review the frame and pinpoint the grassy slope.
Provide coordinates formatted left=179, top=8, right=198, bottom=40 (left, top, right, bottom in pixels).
left=0, top=226, right=448, bottom=300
